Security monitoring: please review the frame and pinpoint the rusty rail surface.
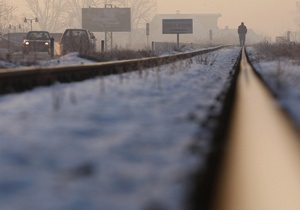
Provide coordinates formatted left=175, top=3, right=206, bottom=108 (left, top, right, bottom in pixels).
left=212, top=48, right=300, bottom=210
left=0, top=46, right=224, bottom=95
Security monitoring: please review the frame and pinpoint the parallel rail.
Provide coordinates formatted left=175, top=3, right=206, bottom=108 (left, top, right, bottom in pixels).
left=212, top=48, right=300, bottom=210
left=0, top=46, right=224, bottom=95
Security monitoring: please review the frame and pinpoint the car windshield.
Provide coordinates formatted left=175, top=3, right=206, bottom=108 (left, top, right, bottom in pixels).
left=26, top=32, right=50, bottom=40
left=65, top=30, right=87, bottom=37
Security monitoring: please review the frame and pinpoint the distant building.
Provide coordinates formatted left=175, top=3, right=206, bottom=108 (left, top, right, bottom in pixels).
left=275, top=31, right=300, bottom=43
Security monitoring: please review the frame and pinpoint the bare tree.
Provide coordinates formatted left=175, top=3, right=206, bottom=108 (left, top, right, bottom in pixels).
left=296, top=2, right=300, bottom=28
left=68, top=0, right=157, bottom=46
left=24, top=0, right=107, bottom=31
left=24, top=0, right=156, bottom=47
left=24, top=0, right=156, bottom=31
left=115, top=0, right=157, bottom=29
left=67, top=0, right=157, bottom=29
left=114, top=0, right=157, bottom=47
left=66, top=0, right=105, bottom=28
left=0, top=1, right=16, bottom=34
left=25, top=0, right=69, bottom=32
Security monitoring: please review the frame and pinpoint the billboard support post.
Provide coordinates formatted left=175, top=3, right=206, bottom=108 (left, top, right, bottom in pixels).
left=146, top=23, right=150, bottom=48
left=105, top=4, right=113, bottom=51
left=177, top=34, right=180, bottom=49
left=105, top=31, right=113, bottom=51
left=209, top=29, right=213, bottom=41
left=101, top=40, right=105, bottom=52
left=147, top=36, right=149, bottom=47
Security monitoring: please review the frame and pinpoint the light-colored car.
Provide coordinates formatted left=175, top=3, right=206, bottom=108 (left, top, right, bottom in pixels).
left=0, top=35, right=21, bottom=59
left=3, top=32, right=27, bottom=45
left=59, top=29, right=96, bottom=55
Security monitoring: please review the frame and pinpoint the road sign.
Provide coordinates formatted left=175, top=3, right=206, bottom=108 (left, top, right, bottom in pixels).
left=162, top=19, right=193, bottom=34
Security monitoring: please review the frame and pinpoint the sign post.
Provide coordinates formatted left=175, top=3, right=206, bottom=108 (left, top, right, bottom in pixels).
left=162, top=19, right=193, bottom=50
left=146, top=23, right=150, bottom=47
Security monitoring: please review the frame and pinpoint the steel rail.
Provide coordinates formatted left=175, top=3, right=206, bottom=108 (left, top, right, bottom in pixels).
left=212, top=48, right=300, bottom=210
left=0, top=46, right=225, bottom=95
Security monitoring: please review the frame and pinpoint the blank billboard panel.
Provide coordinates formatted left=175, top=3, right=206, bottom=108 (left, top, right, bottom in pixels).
left=162, top=19, right=193, bottom=34
left=82, top=8, right=131, bottom=32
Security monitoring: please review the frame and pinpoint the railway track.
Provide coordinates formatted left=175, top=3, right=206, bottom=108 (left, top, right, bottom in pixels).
left=0, top=46, right=224, bottom=95
left=210, top=48, right=300, bottom=210
left=0, top=46, right=240, bottom=210
left=1, top=46, right=299, bottom=209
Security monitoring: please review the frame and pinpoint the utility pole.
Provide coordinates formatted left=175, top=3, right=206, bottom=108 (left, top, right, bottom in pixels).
left=146, top=23, right=150, bottom=47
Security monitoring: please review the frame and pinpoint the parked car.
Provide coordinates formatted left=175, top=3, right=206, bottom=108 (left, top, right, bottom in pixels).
left=22, top=31, right=51, bottom=55
left=59, top=29, right=96, bottom=55
left=0, top=35, right=21, bottom=59
left=3, top=32, right=27, bottom=45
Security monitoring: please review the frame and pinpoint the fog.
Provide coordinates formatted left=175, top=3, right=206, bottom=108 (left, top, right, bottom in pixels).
left=10, top=0, right=300, bottom=40
left=158, top=0, right=298, bottom=39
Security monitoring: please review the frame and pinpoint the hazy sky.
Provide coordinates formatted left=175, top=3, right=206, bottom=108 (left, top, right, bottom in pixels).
left=12, top=0, right=299, bottom=39
left=157, top=0, right=299, bottom=38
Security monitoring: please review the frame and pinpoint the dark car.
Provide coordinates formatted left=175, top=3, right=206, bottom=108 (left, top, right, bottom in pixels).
left=23, top=31, right=51, bottom=55
left=59, top=29, right=96, bottom=55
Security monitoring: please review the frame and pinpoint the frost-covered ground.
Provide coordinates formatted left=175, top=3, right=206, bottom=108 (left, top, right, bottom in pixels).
left=246, top=47, right=300, bottom=130
left=0, top=47, right=240, bottom=210
left=0, top=52, right=95, bottom=69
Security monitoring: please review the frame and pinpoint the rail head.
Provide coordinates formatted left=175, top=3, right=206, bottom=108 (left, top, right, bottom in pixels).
left=212, top=47, right=300, bottom=210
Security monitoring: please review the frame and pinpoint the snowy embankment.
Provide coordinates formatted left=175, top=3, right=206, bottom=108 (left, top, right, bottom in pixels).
left=0, top=52, right=96, bottom=69
left=246, top=47, right=300, bottom=130
left=0, top=47, right=240, bottom=210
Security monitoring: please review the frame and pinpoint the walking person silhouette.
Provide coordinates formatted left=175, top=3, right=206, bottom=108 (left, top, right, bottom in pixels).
left=238, top=22, right=247, bottom=46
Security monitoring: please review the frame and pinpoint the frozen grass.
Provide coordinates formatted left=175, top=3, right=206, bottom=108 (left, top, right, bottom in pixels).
left=80, top=49, right=158, bottom=62
left=247, top=44, right=300, bottom=131
left=194, top=52, right=219, bottom=66
left=253, top=42, right=300, bottom=61
left=0, top=49, right=158, bottom=68
left=249, top=42, right=300, bottom=91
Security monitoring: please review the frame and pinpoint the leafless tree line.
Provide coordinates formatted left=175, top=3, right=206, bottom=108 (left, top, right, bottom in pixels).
left=24, top=0, right=157, bottom=33
left=0, top=0, right=16, bottom=33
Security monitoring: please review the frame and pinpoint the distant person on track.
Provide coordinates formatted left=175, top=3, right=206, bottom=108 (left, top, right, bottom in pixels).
left=238, top=22, right=247, bottom=46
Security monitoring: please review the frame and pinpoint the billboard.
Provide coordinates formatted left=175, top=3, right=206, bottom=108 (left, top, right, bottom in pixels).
left=162, top=19, right=193, bottom=34
left=82, top=8, right=131, bottom=32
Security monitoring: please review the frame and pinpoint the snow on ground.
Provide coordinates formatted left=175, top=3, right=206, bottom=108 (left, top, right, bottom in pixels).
left=38, top=52, right=96, bottom=66
left=0, top=52, right=95, bottom=69
left=0, top=47, right=241, bottom=210
left=246, top=47, right=300, bottom=130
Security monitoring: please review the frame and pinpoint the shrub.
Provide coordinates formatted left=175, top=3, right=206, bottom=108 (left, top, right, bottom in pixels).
left=80, top=49, right=158, bottom=62
left=253, top=42, right=300, bottom=61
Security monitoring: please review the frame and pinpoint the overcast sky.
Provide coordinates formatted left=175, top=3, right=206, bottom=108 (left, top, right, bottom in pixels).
left=13, top=0, right=299, bottom=39
left=157, top=0, right=299, bottom=39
